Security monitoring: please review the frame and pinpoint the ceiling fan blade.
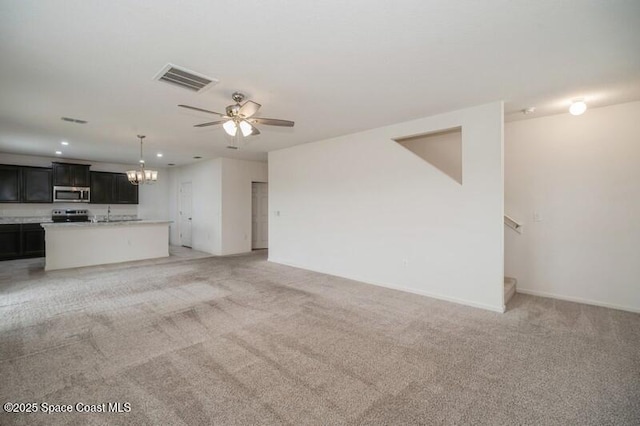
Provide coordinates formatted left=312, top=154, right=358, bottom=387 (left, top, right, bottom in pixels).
left=239, top=100, right=261, bottom=118
left=250, top=117, right=294, bottom=127
left=194, top=120, right=227, bottom=128
left=178, top=104, right=225, bottom=116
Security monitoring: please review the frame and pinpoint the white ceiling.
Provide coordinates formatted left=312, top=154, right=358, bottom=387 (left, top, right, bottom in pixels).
left=1, top=0, right=639, bottom=166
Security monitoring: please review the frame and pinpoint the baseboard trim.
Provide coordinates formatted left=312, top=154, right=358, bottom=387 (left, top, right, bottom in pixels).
left=269, top=257, right=506, bottom=314
left=517, top=288, right=640, bottom=314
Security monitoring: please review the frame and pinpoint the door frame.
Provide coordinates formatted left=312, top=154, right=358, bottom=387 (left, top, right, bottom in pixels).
left=251, top=181, right=268, bottom=250
left=179, top=181, right=193, bottom=248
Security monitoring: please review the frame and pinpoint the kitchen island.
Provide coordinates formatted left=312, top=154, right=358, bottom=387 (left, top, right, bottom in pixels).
left=40, top=220, right=171, bottom=271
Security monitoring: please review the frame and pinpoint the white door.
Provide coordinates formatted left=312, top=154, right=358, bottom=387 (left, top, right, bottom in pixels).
left=252, top=182, right=268, bottom=249
left=180, top=182, right=193, bottom=248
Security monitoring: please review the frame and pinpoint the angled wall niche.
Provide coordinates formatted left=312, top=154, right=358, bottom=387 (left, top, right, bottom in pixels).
left=394, top=127, right=463, bottom=184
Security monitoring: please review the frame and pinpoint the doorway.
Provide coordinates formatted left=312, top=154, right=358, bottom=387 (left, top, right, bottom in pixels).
left=180, top=182, right=193, bottom=248
left=251, top=182, right=268, bottom=249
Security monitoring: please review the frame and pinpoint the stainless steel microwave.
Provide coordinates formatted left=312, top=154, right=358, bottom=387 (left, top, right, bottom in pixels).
left=53, top=186, right=90, bottom=203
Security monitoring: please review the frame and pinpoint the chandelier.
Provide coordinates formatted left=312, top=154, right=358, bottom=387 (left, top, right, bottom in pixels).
left=126, top=135, right=158, bottom=185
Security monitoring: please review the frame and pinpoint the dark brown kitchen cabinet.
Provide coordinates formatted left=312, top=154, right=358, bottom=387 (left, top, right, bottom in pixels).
left=53, top=162, right=90, bottom=187
left=0, top=165, right=52, bottom=203
left=0, top=223, right=46, bottom=260
left=0, top=165, right=21, bottom=202
left=0, top=224, right=22, bottom=259
left=90, top=171, right=138, bottom=204
left=116, top=174, right=138, bottom=204
left=22, top=166, right=52, bottom=203
left=90, top=171, right=116, bottom=204
left=21, top=223, right=45, bottom=257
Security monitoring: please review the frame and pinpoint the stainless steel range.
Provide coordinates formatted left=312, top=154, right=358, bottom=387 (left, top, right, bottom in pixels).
left=51, top=209, right=90, bottom=223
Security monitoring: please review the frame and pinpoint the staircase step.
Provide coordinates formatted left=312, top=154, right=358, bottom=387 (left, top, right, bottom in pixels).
left=504, top=277, right=517, bottom=304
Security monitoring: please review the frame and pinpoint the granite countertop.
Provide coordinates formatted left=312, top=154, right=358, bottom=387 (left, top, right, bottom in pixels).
left=40, top=220, right=172, bottom=228
left=0, top=217, right=53, bottom=225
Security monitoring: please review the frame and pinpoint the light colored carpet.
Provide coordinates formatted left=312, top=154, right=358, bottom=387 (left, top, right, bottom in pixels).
left=0, top=251, right=638, bottom=425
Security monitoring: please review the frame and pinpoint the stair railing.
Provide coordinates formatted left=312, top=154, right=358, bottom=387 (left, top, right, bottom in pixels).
left=504, top=214, right=522, bottom=234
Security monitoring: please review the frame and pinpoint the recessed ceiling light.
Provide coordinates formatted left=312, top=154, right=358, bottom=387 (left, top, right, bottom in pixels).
left=156, top=153, right=163, bottom=158
left=55, top=151, right=62, bottom=155
left=61, top=141, right=69, bottom=146
left=193, top=156, right=202, bottom=159
left=569, top=100, right=587, bottom=116
left=167, top=163, right=175, bottom=166
left=522, top=107, right=536, bottom=115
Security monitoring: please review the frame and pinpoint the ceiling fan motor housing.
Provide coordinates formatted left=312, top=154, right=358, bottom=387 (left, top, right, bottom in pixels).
left=231, top=92, right=245, bottom=103
left=226, top=104, right=241, bottom=117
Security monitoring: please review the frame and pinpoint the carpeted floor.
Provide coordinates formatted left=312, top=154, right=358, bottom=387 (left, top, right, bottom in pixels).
left=1, top=251, right=639, bottom=425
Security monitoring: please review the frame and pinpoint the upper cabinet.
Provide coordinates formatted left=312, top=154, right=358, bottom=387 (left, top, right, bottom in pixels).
left=115, top=174, right=138, bottom=204
left=53, top=162, right=90, bottom=187
left=0, top=165, right=52, bottom=203
left=90, top=171, right=138, bottom=204
left=0, top=165, right=21, bottom=202
left=22, top=167, right=52, bottom=203
left=0, top=163, right=137, bottom=205
left=90, top=171, right=116, bottom=204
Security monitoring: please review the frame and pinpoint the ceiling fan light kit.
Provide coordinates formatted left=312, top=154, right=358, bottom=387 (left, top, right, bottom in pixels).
left=127, top=135, right=158, bottom=185
left=222, top=120, right=238, bottom=136
left=178, top=91, right=294, bottom=149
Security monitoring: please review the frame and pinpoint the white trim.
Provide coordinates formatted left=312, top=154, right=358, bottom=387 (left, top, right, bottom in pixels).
left=517, top=288, right=640, bottom=314
left=269, top=257, right=506, bottom=314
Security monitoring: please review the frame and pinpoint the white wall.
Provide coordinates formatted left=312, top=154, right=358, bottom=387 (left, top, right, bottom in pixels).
left=505, top=101, right=640, bottom=312
left=168, top=158, right=222, bottom=254
left=269, top=102, right=505, bottom=312
left=168, top=157, right=268, bottom=256
left=0, top=152, right=169, bottom=220
left=220, top=158, right=268, bottom=255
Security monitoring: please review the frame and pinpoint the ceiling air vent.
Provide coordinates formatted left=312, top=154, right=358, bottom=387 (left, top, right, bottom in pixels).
left=154, top=63, right=218, bottom=93
left=61, top=116, right=88, bottom=124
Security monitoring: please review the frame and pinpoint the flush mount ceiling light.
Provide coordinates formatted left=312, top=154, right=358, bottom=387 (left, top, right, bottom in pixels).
left=126, top=135, right=158, bottom=185
left=569, top=100, right=587, bottom=116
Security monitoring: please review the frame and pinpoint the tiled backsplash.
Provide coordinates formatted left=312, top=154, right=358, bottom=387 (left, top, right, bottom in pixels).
left=0, top=203, right=138, bottom=219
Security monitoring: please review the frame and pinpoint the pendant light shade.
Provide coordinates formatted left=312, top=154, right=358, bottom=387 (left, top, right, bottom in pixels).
left=127, top=135, right=158, bottom=185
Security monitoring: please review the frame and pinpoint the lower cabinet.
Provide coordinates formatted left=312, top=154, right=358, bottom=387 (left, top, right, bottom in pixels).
left=22, top=223, right=45, bottom=257
left=0, top=223, right=45, bottom=260
left=0, top=224, right=21, bottom=259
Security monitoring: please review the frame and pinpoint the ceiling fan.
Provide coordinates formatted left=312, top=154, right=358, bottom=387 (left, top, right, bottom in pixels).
left=178, top=92, right=294, bottom=139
